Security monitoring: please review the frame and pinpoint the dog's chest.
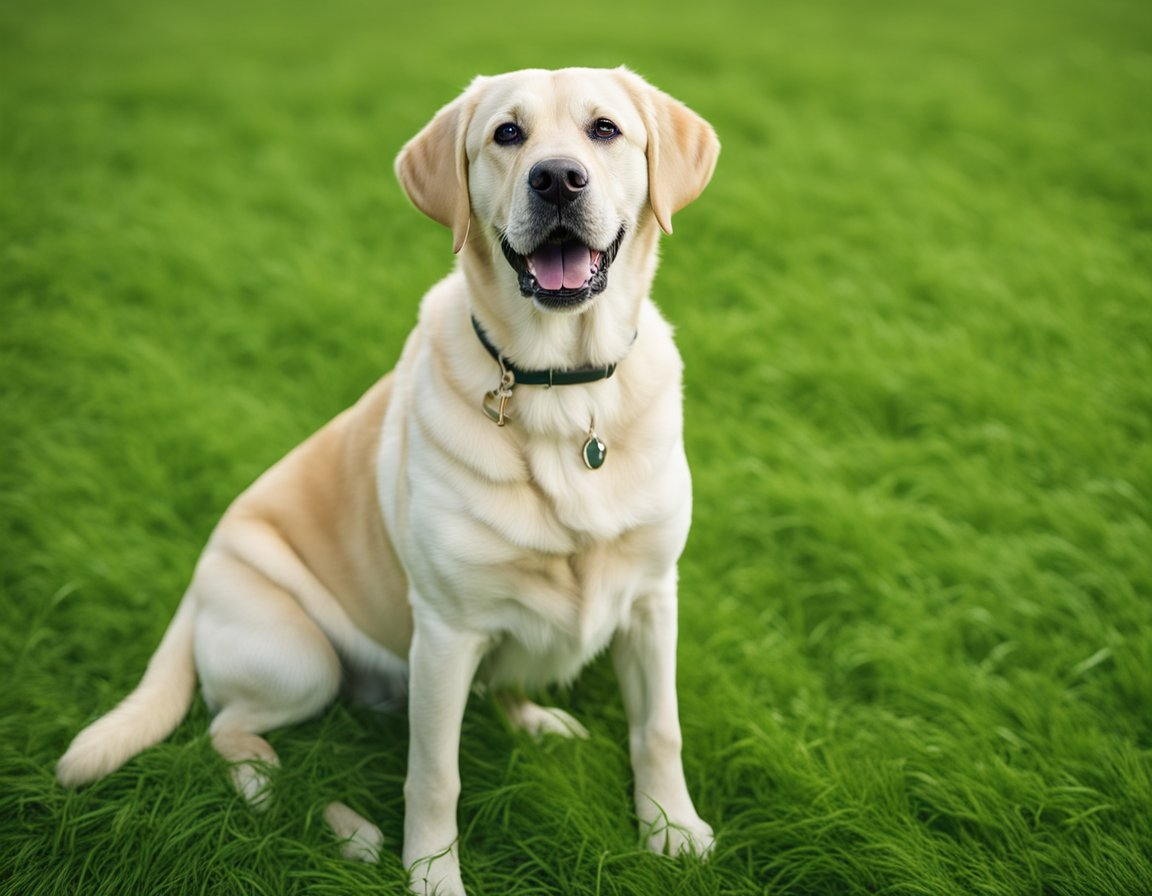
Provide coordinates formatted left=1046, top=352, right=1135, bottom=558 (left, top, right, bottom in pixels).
left=386, top=316, right=691, bottom=689
left=475, top=529, right=667, bottom=689
left=418, top=449, right=687, bottom=689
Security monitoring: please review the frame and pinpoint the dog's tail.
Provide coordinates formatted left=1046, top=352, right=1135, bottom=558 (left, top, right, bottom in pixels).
left=56, top=592, right=198, bottom=788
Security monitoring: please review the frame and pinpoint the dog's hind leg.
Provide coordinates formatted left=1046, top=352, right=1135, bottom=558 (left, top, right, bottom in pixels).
left=193, top=526, right=388, bottom=860
left=193, top=546, right=344, bottom=808
left=193, top=541, right=388, bottom=861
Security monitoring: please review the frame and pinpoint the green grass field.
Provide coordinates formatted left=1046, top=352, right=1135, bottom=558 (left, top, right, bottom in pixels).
left=2, top=0, right=1150, bottom=893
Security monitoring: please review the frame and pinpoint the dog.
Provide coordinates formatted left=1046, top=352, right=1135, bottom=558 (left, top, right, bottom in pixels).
left=57, top=66, right=720, bottom=896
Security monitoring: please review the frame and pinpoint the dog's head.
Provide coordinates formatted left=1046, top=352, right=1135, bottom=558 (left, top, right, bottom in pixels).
left=396, top=67, right=719, bottom=315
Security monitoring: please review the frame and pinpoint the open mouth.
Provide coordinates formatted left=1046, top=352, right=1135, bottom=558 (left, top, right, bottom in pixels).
left=501, top=227, right=625, bottom=309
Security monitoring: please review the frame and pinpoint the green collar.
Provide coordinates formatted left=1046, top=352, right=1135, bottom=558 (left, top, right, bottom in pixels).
left=471, top=316, right=621, bottom=386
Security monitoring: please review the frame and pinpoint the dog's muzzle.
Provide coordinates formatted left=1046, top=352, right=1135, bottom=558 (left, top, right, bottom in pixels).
left=500, top=156, right=626, bottom=310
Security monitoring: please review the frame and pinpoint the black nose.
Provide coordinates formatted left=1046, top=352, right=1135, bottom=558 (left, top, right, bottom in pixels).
left=528, top=157, right=588, bottom=206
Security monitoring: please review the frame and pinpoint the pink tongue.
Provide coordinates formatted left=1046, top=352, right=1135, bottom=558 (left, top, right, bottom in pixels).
left=530, top=241, right=593, bottom=291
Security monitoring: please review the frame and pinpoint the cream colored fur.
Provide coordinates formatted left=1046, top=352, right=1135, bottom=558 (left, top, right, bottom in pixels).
left=57, top=66, right=719, bottom=896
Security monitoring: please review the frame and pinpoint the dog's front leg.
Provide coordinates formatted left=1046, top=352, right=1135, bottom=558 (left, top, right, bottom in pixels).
left=404, top=607, right=489, bottom=896
left=611, top=576, right=715, bottom=858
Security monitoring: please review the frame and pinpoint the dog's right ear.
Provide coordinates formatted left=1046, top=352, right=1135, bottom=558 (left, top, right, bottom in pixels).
left=395, top=82, right=481, bottom=254
left=615, top=68, right=720, bottom=236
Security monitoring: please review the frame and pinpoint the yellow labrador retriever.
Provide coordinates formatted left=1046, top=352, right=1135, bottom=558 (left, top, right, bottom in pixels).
left=58, top=66, right=719, bottom=896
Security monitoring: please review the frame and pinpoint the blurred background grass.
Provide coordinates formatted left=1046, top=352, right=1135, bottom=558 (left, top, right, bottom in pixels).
left=2, top=0, right=1151, bottom=894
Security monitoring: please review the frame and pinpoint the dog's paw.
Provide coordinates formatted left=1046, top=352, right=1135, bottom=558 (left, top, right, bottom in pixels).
left=406, top=848, right=466, bottom=896
left=641, top=809, right=715, bottom=859
left=229, top=761, right=275, bottom=811
left=324, top=801, right=384, bottom=863
left=518, top=704, right=590, bottom=739
left=499, top=695, right=589, bottom=739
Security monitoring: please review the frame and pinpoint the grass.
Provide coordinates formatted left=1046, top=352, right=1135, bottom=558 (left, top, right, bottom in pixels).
left=2, top=0, right=1150, bottom=893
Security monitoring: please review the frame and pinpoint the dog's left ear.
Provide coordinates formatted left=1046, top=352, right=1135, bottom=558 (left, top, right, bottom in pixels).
left=619, top=69, right=721, bottom=235
left=395, top=80, right=482, bottom=254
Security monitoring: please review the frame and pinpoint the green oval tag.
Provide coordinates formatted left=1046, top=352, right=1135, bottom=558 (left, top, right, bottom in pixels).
left=582, top=434, right=607, bottom=470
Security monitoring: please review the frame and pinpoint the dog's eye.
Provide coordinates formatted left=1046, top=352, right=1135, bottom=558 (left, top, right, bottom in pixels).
left=590, top=119, right=620, bottom=141
left=494, top=122, right=523, bottom=146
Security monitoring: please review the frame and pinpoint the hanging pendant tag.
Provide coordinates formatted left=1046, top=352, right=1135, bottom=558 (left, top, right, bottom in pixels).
left=483, top=389, right=511, bottom=426
left=582, top=428, right=607, bottom=470
left=482, top=368, right=515, bottom=426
